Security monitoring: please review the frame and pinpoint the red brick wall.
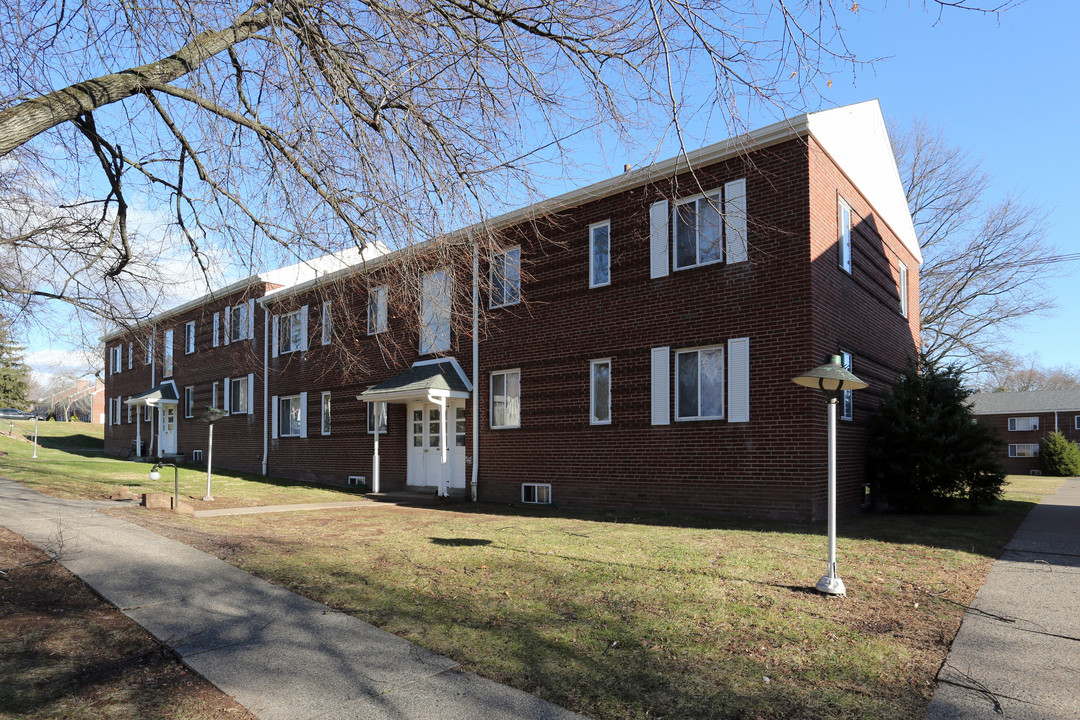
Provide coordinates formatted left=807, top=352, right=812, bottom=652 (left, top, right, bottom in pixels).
left=977, top=412, right=1080, bottom=475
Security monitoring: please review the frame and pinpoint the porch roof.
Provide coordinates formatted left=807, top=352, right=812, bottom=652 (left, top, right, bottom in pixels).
left=358, top=359, right=471, bottom=403
left=124, top=381, right=179, bottom=406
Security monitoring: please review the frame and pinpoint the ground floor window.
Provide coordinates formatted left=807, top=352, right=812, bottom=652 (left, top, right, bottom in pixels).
left=590, top=359, right=611, bottom=425
left=279, top=395, right=303, bottom=437
left=675, top=346, right=723, bottom=420
left=321, top=392, right=331, bottom=435
left=1008, top=444, right=1040, bottom=458
left=491, top=370, right=521, bottom=428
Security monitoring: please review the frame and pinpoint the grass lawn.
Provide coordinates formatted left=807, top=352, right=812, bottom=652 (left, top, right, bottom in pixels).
left=0, top=423, right=1065, bottom=719
left=0, top=421, right=367, bottom=508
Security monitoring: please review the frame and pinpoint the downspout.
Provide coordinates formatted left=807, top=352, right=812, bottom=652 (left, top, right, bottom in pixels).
left=262, top=305, right=270, bottom=476
left=471, top=239, right=479, bottom=502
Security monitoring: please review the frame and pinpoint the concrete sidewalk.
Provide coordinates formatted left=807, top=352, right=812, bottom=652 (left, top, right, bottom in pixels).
left=0, top=477, right=586, bottom=720
left=925, top=478, right=1080, bottom=720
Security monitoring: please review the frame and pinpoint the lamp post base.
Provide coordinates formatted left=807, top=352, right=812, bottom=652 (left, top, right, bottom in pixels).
left=815, top=575, right=846, bottom=596
left=202, top=495, right=214, bottom=502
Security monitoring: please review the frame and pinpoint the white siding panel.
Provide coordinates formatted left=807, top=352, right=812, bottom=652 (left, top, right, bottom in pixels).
left=651, top=346, right=670, bottom=426
left=246, top=299, right=256, bottom=339
left=271, top=395, right=279, bottom=439
left=724, top=179, right=748, bottom=264
left=727, top=337, right=750, bottom=423
left=247, top=374, right=255, bottom=415
left=649, top=200, right=669, bottom=279
left=299, top=391, right=308, bottom=438
left=223, top=377, right=231, bottom=415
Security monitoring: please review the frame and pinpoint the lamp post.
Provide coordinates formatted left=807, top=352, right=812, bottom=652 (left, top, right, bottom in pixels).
left=149, top=461, right=179, bottom=512
left=792, top=355, right=867, bottom=596
left=32, top=415, right=38, bottom=459
left=197, top=407, right=228, bottom=501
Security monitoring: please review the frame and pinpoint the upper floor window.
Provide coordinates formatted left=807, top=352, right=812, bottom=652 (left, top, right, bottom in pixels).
left=162, top=329, right=174, bottom=377
left=321, top=302, right=332, bottom=345
left=110, top=346, right=122, bottom=374
left=184, top=386, right=195, bottom=418
left=368, top=286, right=388, bottom=335
left=1008, top=417, right=1039, bottom=432
left=145, top=334, right=154, bottom=364
left=674, top=192, right=722, bottom=270
left=838, top=198, right=853, bottom=274
left=840, top=351, right=854, bottom=420
left=127, top=343, right=133, bottom=369
left=491, top=369, right=521, bottom=429
left=230, top=302, right=252, bottom=342
left=420, top=269, right=451, bottom=355
left=589, top=221, right=610, bottom=288
left=212, top=313, right=220, bottom=347
left=590, top=359, right=611, bottom=425
left=898, top=262, right=909, bottom=318
left=279, top=309, right=304, bottom=354
left=490, top=247, right=521, bottom=308
left=675, top=346, right=724, bottom=420
left=184, top=321, right=196, bottom=354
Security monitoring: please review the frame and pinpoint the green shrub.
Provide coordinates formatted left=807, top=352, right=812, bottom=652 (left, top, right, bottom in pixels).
left=868, top=355, right=1005, bottom=512
left=1039, top=431, right=1080, bottom=477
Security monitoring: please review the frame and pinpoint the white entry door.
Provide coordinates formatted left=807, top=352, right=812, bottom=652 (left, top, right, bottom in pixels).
left=407, top=401, right=466, bottom=489
left=159, top=405, right=177, bottom=455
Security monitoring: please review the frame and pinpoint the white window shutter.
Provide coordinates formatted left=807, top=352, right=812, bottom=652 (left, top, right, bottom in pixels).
left=727, top=337, right=750, bottom=422
left=271, top=395, right=279, bottom=439
left=651, top=346, right=670, bottom=425
left=223, top=310, right=231, bottom=345
left=212, top=313, right=219, bottom=347
left=724, top=179, right=748, bottom=264
left=247, top=299, right=256, bottom=339
left=300, top=305, right=309, bottom=351
left=299, top=391, right=308, bottom=438
left=247, top=374, right=255, bottom=415
left=223, top=377, right=231, bottom=415
left=649, top=200, right=669, bottom=279
left=271, top=315, right=280, bottom=358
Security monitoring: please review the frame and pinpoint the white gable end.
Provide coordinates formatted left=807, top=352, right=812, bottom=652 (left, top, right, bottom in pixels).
left=807, top=100, right=921, bottom=265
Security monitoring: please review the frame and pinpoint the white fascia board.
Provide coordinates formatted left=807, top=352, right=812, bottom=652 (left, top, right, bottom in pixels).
left=806, top=100, right=922, bottom=265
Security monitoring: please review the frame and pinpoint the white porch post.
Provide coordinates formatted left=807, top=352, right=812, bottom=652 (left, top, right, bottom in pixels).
left=437, top=396, right=448, bottom=497
left=372, top=402, right=381, bottom=493
left=135, top=409, right=141, bottom=458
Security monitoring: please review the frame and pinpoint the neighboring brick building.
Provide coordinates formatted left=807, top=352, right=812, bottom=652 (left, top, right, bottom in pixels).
left=970, top=390, right=1080, bottom=475
left=102, top=100, right=921, bottom=521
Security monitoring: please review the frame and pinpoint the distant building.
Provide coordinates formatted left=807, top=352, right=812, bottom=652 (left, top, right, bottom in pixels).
left=969, top=390, right=1080, bottom=475
left=42, top=377, right=105, bottom=423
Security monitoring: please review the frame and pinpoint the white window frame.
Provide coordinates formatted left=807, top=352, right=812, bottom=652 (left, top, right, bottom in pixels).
left=589, top=220, right=611, bottom=288
left=110, top=346, right=121, bottom=374
left=278, top=395, right=303, bottom=437
left=674, top=346, right=725, bottom=421
left=367, top=402, right=388, bottom=434
left=229, top=303, right=252, bottom=343
left=1008, top=417, right=1039, bottom=431
left=898, top=261, right=909, bottom=318
left=490, top=247, right=521, bottom=308
left=1008, top=444, right=1040, bottom=458
left=127, top=342, right=133, bottom=369
left=230, top=376, right=249, bottom=414
left=490, top=369, right=521, bottom=429
left=420, top=269, right=451, bottom=355
left=212, top=312, right=220, bottom=347
left=184, top=386, right=195, bottom=418
left=162, top=329, right=174, bottom=378
left=838, top=197, right=853, bottom=274
left=279, top=309, right=304, bottom=354
left=840, top=351, right=854, bottom=421
left=367, top=286, right=388, bottom=335
left=321, top=391, right=332, bottom=435
left=673, top=190, right=723, bottom=271
left=590, top=358, right=611, bottom=425
left=1075, top=415, right=1080, bottom=431
left=184, top=321, right=196, bottom=354
left=521, top=483, right=552, bottom=505
left=212, top=381, right=220, bottom=410
left=321, top=301, right=332, bottom=345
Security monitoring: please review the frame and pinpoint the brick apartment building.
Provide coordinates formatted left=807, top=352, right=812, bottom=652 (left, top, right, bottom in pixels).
left=102, top=100, right=920, bottom=521
left=970, top=390, right=1080, bottom=475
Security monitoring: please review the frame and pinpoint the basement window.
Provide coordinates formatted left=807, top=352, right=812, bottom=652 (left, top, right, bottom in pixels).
left=521, top=483, right=551, bottom=505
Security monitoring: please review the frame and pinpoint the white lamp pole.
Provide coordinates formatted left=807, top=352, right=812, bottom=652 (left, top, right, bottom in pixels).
left=792, top=355, right=867, bottom=596
left=204, top=422, right=215, bottom=501
left=32, top=415, right=38, bottom=459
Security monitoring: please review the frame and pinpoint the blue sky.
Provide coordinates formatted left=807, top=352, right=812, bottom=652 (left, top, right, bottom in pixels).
left=23, top=1, right=1080, bottom=378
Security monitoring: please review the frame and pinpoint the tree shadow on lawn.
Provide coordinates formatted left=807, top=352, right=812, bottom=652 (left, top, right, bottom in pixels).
left=30, top=433, right=106, bottom=457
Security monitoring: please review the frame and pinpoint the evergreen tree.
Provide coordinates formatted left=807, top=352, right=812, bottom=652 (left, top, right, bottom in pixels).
left=868, top=355, right=1005, bottom=512
left=1039, top=432, right=1080, bottom=477
left=0, top=318, right=30, bottom=409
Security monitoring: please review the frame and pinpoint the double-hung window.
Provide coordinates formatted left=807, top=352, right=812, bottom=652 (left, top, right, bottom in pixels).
left=675, top=346, right=724, bottom=420
left=163, top=329, right=174, bottom=377
left=230, top=303, right=251, bottom=342
left=184, top=386, right=195, bottom=418
left=1009, top=444, right=1039, bottom=458
left=279, top=309, right=304, bottom=354
left=185, top=321, right=196, bottom=354
left=110, top=346, right=122, bottom=374
left=674, top=192, right=722, bottom=270
left=321, top=391, right=331, bottom=435
left=838, top=198, right=853, bottom=273
left=230, top=377, right=249, bottom=414
left=420, top=269, right=451, bottom=355
left=840, top=351, right=854, bottom=420
left=368, top=286, right=388, bottom=335
left=278, top=395, right=303, bottom=437
left=1008, top=417, right=1039, bottom=431
left=490, top=247, right=521, bottom=308
left=589, top=221, right=610, bottom=288
left=590, top=359, right=611, bottom=425
left=321, top=302, right=332, bottom=345
left=491, top=369, right=521, bottom=429
left=367, top=402, right=387, bottom=434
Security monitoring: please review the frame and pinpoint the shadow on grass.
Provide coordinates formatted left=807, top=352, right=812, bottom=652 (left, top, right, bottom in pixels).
left=30, top=433, right=105, bottom=457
